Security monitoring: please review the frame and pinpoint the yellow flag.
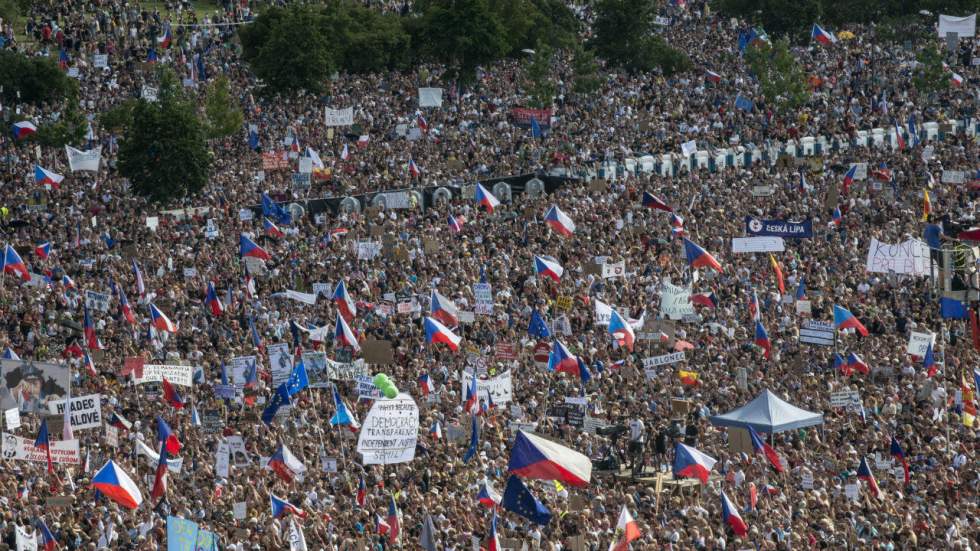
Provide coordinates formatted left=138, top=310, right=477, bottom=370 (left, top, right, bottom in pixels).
left=922, top=189, right=931, bottom=221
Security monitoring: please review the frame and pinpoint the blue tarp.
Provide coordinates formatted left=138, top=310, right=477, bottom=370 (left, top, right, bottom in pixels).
left=709, top=389, right=823, bottom=433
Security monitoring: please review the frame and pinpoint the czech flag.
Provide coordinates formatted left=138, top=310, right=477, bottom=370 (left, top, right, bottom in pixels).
left=811, top=24, right=837, bottom=45
left=923, top=342, right=938, bottom=377
left=333, top=280, right=356, bottom=322
left=161, top=378, right=184, bottom=409
left=35, top=419, right=54, bottom=474
left=386, top=494, right=401, bottom=543
left=35, top=241, right=51, bottom=260
left=416, top=113, right=428, bottom=132
left=477, top=479, right=502, bottom=508
left=834, top=353, right=849, bottom=376
left=754, top=321, right=771, bottom=360
left=475, top=184, right=500, bottom=213
left=544, top=205, right=575, bottom=237
left=669, top=213, right=684, bottom=228
left=842, top=165, right=857, bottom=192
left=690, top=292, right=718, bottom=308
left=2, top=347, right=18, bottom=360
left=424, top=316, right=461, bottom=352
left=430, top=290, right=459, bottom=326
left=486, top=512, right=501, bottom=551
left=721, top=491, right=748, bottom=536
left=463, top=371, right=479, bottom=414
left=507, top=430, right=592, bottom=487
left=857, top=456, right=881, bottom=499
left=12, top=121, right=37, bottom=140
left=548, top=340, right=579, bottom=373
left=205, top=281, right=223, bottom=316
left=608, top=309, right=635, bottom=352
left=705, top=69, right=722, bottom=83
left=833, top=304, right=868, bottom=336
left=534, top=255, right=564, bottom=282
left=156, top=416, right=181, bottom=455
left=356, top=476, right=367, bottom=507
left=329, top=385, right=360, bottom=432
left=118, top=287, right=136, bottom=324
left=769, top=254, right=785, bottom=294
left=641, top=191, right=672, bottom=212
left=893, top=120, right=906, bottom=151
left=448, top=214, right=464, bottom=233
left=132, top=259, right=146, bottom=296
left=150, top=441, right=169, bottom=500
left=683, top=238, right=722, bottom=272
left=34, top=165, right=64, bottom=189
left=264, top=218, right=285, bottom=238
left=271, top=494, right=308, bottom=518
left=239, top=234, right=271, bottom=261
left=610, top=505, right=641, bottom=551
left=91, top=460, right=143, bottom=509
left=36, top=519, right=58, bottom=551
left=268, top=444, right=306, bottom=483
left=408, top=159, right=420, bottom=178
left=673, top=442, right=716, bottom=483
left=847, top=352, right=870, bottom=375
left=950, top=72, right=963, bottom=87
left=749, top=288, right=760, bottom=321
left=3, top=245, right=31, bottom=282
left=890, top=436, right=910, bottom=485
left=83, top=304, right=100, bottom=350
left=150, top=303, right=177, bottom=332
left=831, top=207, right=843, bottom=226
left=430, top=420, right=442, bottom=440
left=156, top=24, right=171, bottom=48
left=748, top=425, right=783, bottom=472
left=334, top=313, right=360, bottom=352
left=418, top=373, right=434, bottom=396
left=340, top=143, right=350, bottom=161
left=109, top=411, right=133, bottom=431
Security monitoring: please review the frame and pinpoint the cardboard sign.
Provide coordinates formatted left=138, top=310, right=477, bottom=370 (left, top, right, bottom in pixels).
left=728, top=427, right=753, bottom=455
left=362, top=339, right=394, bottom=364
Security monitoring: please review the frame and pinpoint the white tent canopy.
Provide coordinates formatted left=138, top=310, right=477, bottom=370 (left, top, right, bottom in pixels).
left=709, top=389, right=823, bottom=433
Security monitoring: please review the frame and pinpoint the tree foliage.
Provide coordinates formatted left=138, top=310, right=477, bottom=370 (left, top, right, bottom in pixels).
left=523, top=41, right=556, bottom=108
left=744, top=38, right=810, bottom=115
left=913, top=45, right=950, bottom=96
left=204, top=76, right=244, bottom=140
left=118, top=69, right=212, bottom=203
left=34, top=89, right=86, bottom=147
left=590, top=0, right=691, bottom=75
left=239, top=5, right=334, bottom=95
left=571, top=43, right=602, bottom=97
left=320, top=2, right=411, bottom=74
left=411, top=0, right=509, bottom=83
left=0, top=50, right=75, bottom=106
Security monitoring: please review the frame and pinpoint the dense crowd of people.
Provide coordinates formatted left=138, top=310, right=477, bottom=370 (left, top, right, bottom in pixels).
left=0, top=0, right=978, bottom=549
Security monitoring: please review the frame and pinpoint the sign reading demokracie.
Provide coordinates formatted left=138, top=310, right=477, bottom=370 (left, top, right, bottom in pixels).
left=745, top=217, right=813, bottom=238
left=2, top=432, right=80, bottom=464
left=132, top=365, right=195, bottom=387
left=356, top=393, right=419, bottom=465
left=46, top=393, right=103, bottom=430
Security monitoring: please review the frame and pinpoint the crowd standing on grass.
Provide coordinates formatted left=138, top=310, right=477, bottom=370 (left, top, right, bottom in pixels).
left=0, top=0, right=978, bottom=549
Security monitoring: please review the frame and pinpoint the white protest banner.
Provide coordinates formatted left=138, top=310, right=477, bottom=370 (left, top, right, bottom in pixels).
left=681, top=140, right=697, bottom=157
left=473, top=282, right=493, bottom=315
left=829, top=390, right=861, bottom=408
left=5, top=408, right=20, bottom=430
left=849, top=162, right=868, bottom=180
left=938, top=14, right=976, bottom=37
left=357, top=241, right=381, bottom=260
left=267, top=343, right=293, bottom=388
left=47, top=393, right=103, bottom=430
left=865, top=238, right=930, bottom=276
left=800, top=320, right=835, bottom=347
left=2, top=433, right=80, bottom=464
left=324, top=107, right=354, bottom=126
left=15, top=525, right=36, bottom=551
left=844, top=483, right=859, bottom=501
left=460, top=370, right=514, bottom=404
left=601, top=260, right=626, bottom=279
left=230, top=356, right=257, bottom=390
left=907, top=331, right=936, bottom=356
left=642, top=351, right=686, bottom=368
left=355, top=375, right=384, bottom=400
left=141, top=85, right=158, bottom=102
left=802, top=471, right=814, bottom=490
left=133, top=365, right=194, bottom=387
left=65, top=146, right=102, bottom=172
left=284, top=290, right=317, bottom=305
left=93, top=54, right=108, bottom=68
left=660, top=282, right=695, bottom=320
left=357, top=393, right=419, bottom=465
left=418, top=87, right=443, bottom=108
left=320, top=453, right=337, bottom=473
left=941, top=170, right=967, bottom=184
left=233, top=502, right=247, bottom=520
left=732, top=236, right=785, bottom=253
left=84, top=290, right=111, bottom=312
left=312, top=283, right=332, bottom=298
left=135, top=439, right=183, bottom=473
left=215, top=442, right=230, bottom=478
left=594, top=299, right=612, bottom=326
left=105, top=424, right=118, bottom=447
left=565, top=396, right=588, bottom=406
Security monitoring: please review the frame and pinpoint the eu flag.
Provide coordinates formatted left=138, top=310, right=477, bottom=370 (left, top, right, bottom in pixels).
left=528, top=310, right=551, bottom=339
left=285, top=360, right=309, bottom=397
left=261, top=384, right=291, bottom=425
left=501, top=475, right=551, bottom=525
left=940, top=297, right=968, bottom=319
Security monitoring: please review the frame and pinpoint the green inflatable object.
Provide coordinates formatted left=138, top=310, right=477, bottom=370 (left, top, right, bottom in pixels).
left=372, top=373, right=399, bottom=399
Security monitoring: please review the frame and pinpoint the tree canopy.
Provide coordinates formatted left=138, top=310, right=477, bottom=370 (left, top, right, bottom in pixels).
left=590, top=0, right=692, bottom=75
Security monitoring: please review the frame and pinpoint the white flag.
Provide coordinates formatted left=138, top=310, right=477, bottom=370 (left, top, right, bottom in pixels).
left=681, top=140, right=698, bottom=157
left=288, top=518, right=308, bottom=551
left=15, top=525, right=37, bottom=551
left=65, top=145, right=102, bottom=172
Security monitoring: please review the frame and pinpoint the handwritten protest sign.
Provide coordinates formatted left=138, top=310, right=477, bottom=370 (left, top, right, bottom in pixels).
left=357, top=393, right=419, bottom=465
left=865, top=238, right=930, bottom=276
left=460, top=370, right=513, bottom=404
left=46, top=394, right=103, bottom=430
left=2, top=433, right=80, bottom=464
left=660, top=282, right=695, bottom=320
left=133, top=365, right=194, bottom=387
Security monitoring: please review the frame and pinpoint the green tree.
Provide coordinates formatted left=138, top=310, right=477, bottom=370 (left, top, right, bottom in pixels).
left=98, top=98, right=138, bottom=134
left=204, top=76, right=244, bottom=139
left=0, top=50, right=74, bottom=106
left=488, top=0, right=579, bottom=55
left=912, top=45, right=949, bottom=96
left=744, top=38, right=809, bottom=115
left=571, top=43, right=602, bottom=96
left=118, top=69, right=212, bottom=203
left=523, top=41, right=555, bottom=108
left=239, top=5, right=333, bottom=95
left=590, top=0, right=691, bottom=75
left=320, top=2, right=411, bottom=74
left=34, top=88, right=86, bottom=147
left=412, top=0, right=509, bottom=83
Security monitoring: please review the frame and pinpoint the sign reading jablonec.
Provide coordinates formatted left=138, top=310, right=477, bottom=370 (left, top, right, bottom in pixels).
left=357, top=393, right=419, bottom=465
